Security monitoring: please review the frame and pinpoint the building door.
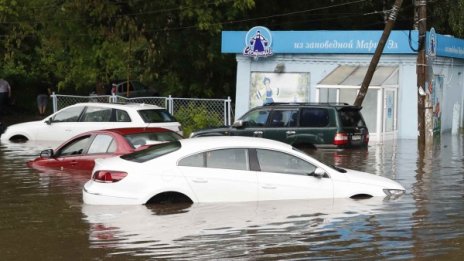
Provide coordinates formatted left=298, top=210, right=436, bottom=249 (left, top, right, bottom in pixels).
left=383, top=88, right=397, bottom=138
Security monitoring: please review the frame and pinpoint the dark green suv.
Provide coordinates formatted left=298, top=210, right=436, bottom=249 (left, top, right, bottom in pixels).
left=190, top=103, right=369, bottom=149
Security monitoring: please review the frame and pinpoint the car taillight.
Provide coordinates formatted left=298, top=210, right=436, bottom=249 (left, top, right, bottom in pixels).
left=333, top=132, right=349, bottom=145
left=364, top=133, right=370, bottom=144
left=92, top=171, right=128, bottom=183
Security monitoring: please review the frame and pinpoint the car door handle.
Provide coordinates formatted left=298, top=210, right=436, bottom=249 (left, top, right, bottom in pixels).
left=192, top=178, right=208, bottom=183
left=254, top=131, right=263, bottom=136
left=286, top=131, right=296, bottom=135
left=70, top=160, right=78, bottom=166
left=262, top=184, right=276, bottom=189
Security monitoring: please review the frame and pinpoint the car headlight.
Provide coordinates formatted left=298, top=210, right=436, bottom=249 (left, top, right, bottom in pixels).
left=383, top=189, right=405, bottom=198
left=189, top=132, right=196, bottom=138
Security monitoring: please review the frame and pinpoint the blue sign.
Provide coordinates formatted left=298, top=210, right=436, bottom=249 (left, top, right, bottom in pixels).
left=223, top=29, right=464, bottom=60
left=434, top=33, right=464, bottom=59
left=223, top=30, right=418, bottom=54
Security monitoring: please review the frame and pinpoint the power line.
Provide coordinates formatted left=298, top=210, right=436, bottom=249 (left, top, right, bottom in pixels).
left=0, top=0, right=381, bottom=38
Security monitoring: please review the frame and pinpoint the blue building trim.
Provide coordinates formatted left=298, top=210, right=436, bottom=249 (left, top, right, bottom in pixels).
left=222, top=30, right=464, bottom=59
left=435, top=33, right=464, bottom=59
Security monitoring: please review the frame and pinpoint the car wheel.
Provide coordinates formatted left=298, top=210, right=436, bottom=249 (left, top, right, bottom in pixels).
left=9, top=135, right=28, bottom=143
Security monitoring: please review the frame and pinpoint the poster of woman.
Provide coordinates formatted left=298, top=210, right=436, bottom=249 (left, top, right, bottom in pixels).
left=249, top=73, right=309, bottom=108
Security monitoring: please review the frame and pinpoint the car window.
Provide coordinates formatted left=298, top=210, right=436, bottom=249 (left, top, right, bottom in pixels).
left=81, top=107, right=112, bottom=122
left=87, top=134, right=115, bottom=154
left=300, top=108, right=330, bottom=127
left=121, top=141, right=181, bottom=163
left=256, top=149, right=316, bottom=176
left=178, top=152, right=204, bottom=167
left=52, top=106, right=84, bottom=122
left=206, top=149, right=248, bottom=170
left=179, top=149, right=249, bottom=170
left=339, top=109, right=366, bottom=127
left=124, top=132, right=182, bottom=148
left=58, top=135, right=92, bottom=156
left=115, top=109, right=131, bottom=122
left=240, top=109, right=269, bottom=127
left=268, top=110, right=298, bottom=127
left=138, top=109, right=176, bottom=123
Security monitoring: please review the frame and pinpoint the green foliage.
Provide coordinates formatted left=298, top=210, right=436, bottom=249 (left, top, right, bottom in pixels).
left=175, top=103, right=223, bottom=137
left=1, top=0, right=464, bottom=113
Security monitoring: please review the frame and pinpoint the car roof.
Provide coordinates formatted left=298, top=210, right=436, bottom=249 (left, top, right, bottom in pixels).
left=260, top=102, right=362, bottom=110
left=77, top=127, right=175, bottom=136
left=70, top=102, right=163, bottom=110
left=101, top=127, right=175, bottom=135
left=180, top=136, right=293, bottom=151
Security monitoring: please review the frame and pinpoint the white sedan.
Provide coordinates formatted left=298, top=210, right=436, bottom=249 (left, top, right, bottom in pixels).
left=83, top=136, right=405, bottom=205
left=1, top=102, right=182, bottom=142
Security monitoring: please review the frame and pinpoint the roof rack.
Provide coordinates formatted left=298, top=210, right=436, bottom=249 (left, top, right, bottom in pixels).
left=263, top=102, right=351, bottom=106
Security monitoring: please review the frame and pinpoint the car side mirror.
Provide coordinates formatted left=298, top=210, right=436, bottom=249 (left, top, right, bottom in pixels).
left=45, top=118, right=53, bottom=125
left=312, top=168, right=326, bottom=178
left=40, top=149, right=54, bottom=158
left=232, top=120, right=244, bottom=128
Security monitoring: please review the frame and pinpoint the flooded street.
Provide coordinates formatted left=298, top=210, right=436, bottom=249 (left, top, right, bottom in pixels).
left=1, top=134, right=464, bottom=260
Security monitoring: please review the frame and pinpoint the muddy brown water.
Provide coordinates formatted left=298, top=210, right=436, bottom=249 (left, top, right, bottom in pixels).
left=1, top=134, right=464, bottom=260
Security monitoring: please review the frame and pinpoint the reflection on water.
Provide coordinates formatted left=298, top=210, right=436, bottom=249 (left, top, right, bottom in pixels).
left=82, top=199, right=393, bottom=259
left=1, top=134, right=464, bottom=259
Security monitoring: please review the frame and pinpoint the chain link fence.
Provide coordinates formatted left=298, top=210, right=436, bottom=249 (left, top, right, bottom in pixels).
left=51, top=93, right=233, bottom=136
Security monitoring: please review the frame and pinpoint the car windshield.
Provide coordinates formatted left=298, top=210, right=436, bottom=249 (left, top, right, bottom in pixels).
left=124, top=132, right=183, bottom=148
left=121, top=141, right=181, bottom=163
left=138, top=109, right=176, bottom=123
left=338, top=109, right=366, bottom=128
left=240, top=109, right=269, bottom=127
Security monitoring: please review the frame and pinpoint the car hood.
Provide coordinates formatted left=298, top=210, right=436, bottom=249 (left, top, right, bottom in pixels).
left=1, top=120, right=44, bottom=139
left=7, top=120, right=44, bottom=129
left=341, top=168, right=404, bottom=190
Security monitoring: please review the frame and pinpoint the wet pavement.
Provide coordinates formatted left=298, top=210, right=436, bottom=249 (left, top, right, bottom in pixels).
left=0, top=134, right=464, bottom=260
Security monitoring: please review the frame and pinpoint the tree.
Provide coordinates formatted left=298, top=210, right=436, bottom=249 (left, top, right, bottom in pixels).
left=0, top=0, right=462, bottom=110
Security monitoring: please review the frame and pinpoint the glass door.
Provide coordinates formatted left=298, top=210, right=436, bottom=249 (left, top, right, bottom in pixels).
left=383, top=88, right=397, bottom=136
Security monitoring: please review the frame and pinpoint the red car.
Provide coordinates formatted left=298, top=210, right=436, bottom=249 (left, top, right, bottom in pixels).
left=27, top=127, right=183, bottom=172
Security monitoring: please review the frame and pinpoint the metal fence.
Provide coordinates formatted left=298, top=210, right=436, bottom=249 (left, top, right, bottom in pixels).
left=50, top=93, right=233, bottom=126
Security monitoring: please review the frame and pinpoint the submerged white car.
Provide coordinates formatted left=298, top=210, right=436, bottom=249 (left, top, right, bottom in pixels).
left=83, top=136, right=405, bottom=205
left=1, top=102, right=182, bottom=142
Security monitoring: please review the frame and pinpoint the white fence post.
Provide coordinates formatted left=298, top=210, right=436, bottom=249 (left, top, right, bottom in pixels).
left=51, top=92, right=58, bottom=113
left=168, top=95, right=173, bottom=114
left=225, top=96, right=232, bottom=126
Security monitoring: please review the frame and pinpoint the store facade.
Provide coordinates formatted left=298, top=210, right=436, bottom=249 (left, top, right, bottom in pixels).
left=222, top=27, right=464, bottom=141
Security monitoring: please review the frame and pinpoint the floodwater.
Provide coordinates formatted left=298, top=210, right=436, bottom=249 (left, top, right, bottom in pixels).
left=1, top=134, right=464, bottom=260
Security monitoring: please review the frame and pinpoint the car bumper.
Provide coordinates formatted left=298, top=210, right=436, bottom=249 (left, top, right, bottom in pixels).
left=315, top=143, right=368, bottom=150
left=83, top=185, right=141, bottom=205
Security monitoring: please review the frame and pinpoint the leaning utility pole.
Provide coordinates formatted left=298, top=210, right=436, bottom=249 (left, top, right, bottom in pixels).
left=354, top=0, right=403, bottom=106
left=416, top=0, right=427, bottom=147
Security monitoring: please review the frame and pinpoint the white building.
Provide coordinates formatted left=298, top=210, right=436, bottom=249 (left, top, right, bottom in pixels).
left=222, top=27, right=464, bottom=141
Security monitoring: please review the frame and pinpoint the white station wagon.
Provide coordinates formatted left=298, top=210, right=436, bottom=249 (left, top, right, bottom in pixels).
left=0, top=102, right=183, bottom=142
left=83, top=136, right=405, bottom=205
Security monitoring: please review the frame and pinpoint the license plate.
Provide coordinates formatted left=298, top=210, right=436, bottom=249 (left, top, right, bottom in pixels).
left=351, top=135, right=361, bottom=141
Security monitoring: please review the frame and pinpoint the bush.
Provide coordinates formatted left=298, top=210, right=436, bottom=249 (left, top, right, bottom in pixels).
left=175, top=103, right=223, bottom=137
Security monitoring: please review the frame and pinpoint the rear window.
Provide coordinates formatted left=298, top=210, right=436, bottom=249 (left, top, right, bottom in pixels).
left=121, top=141, right=181, bottom=163
left=338, top=109, right=366, bottom=127
left=138, top=109, right=176, bottom=123
left=124, top=132, right=183, bottom=148
left=300, top=108, right=330, bottom=127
